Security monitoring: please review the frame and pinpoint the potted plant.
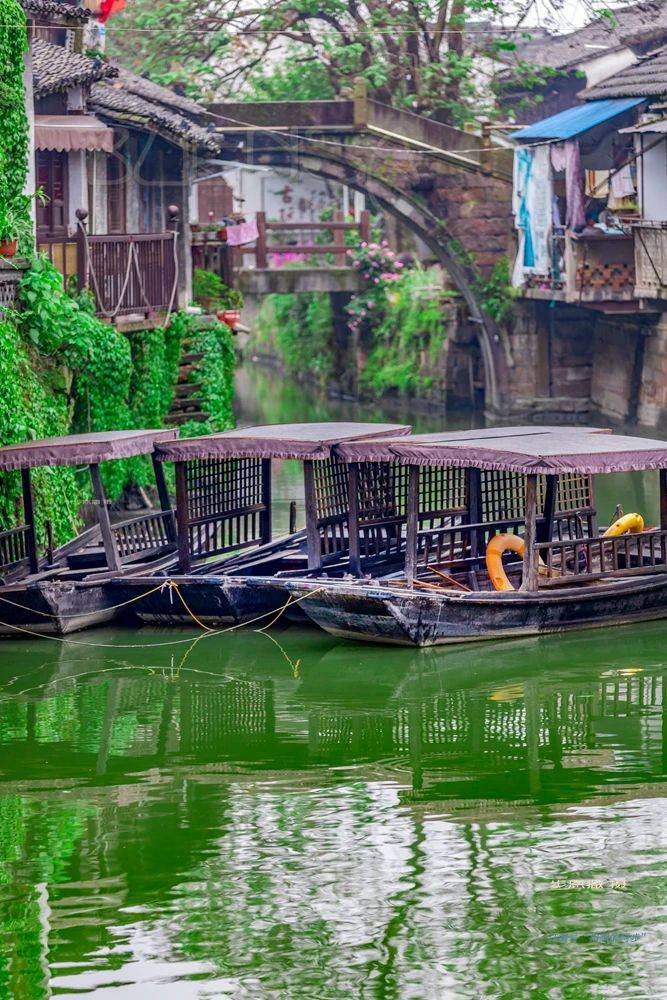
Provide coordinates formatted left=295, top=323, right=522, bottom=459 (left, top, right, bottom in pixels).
left=0, top=191, right=46, bottom=260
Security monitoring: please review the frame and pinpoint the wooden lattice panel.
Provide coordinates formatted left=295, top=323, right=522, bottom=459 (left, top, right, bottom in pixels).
left=481, top=470, right=528, bottom=523
left=313, top=456, right=349, bottom=522
left=556, top=473, right=593, bottom=513
left=185, top=458, right=263, bottom=520
left=419, top=466, right=467, bottom=518
left=357, top=462, right=403, bottom=524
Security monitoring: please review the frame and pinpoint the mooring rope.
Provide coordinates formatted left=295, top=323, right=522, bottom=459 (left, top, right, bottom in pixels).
left=0, top=585, right=326, bottom=648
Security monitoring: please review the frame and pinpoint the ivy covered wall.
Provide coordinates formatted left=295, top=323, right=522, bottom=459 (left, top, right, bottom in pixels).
left=0, top=0, right=32, bottom=252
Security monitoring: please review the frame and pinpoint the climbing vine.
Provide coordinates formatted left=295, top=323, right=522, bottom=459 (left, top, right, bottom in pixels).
left=0, top=0, right=32, bottom=253
left=0, top=317, right=82, bottom=544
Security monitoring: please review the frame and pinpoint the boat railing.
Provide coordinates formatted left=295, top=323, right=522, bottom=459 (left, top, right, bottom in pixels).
left=0, top=524, right=32, bottom=573
left=536, top=528, right=667, bottom=587
left=188, top=508, right=265, bottom=562
left=112, top=511, right=177, bottom=563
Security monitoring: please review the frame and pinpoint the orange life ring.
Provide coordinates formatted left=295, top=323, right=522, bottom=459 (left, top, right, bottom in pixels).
left=486, top=533, right=525, bottom=592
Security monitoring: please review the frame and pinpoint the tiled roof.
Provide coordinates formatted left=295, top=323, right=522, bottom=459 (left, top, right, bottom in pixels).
left=32, top=39, right=117, bottom=97
left=90, top=70, right=221, bottom=152
left=116, top=68, right=206, bottom=118
left=500, top=0, right=667, bottom=75
left=581, top=45, right=667, bottom=99
left=21, top=0, right=89, bottom=22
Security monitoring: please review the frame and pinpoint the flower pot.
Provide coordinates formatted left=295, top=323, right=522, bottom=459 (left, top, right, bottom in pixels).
left=0, top=239, right=17, bottom=258
left=218, top=309, right=241, bottom=330
left=217, top=227, right=228, bottom=241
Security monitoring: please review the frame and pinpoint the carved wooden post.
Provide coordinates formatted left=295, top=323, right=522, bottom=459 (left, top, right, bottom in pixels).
left=20, top=468, right=39, bottom=575
left=405, top=465, right=419, bottom=587
left=89, top=463, right=121, bottom=572
left=75, top=208, right=88, bottom=294
left=255, top=211, right=267, bottom=268
left=521, top=474, right=539, bottom=592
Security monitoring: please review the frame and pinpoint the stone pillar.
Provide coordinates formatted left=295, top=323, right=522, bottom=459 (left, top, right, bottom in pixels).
left=637, top=314, right=667, bottom=428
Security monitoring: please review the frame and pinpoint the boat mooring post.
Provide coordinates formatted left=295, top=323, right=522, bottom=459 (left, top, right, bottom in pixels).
left=89, top=463, right=121, bottom=572
left=20, top=467, right=39, bottom=575
left=405, top=465, right=419, bottom=587
left=522, top=473, right=539, bottom=591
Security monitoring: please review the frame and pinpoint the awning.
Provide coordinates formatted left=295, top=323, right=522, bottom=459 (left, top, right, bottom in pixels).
left=619, top=118, right=667, bottom=134
left=34, top=114, right=114, bottom=153
left=512, top=98, right=644, bottom=143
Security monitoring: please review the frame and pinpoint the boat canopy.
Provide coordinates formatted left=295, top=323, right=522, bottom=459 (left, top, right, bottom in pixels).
left=335, top=428, right=667, bottom=475
left=0, top=429, right=177, bottom=471
left=336, top=426, right=608, bottom=464
left=154, top=422, right=411, bottom=463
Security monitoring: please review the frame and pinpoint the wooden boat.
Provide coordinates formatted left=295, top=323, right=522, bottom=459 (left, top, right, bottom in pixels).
left=275, top=427, right=667, bottom=646
left=110, top=422, right=411, bottom=625
left=0, top=429, right=178, bottom=636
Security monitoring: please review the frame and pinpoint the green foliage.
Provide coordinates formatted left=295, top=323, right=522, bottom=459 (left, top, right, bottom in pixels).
left=254, top=293, right=335, bottom=384
left=0, top=317, right=82, bottom=543
left=360, top=267, right=450, bottom=396
left=0, top=0, right=32, bottom=254
left=192, top=268, right=243, bottom=311
left=473, top=256, right=517, bottom=326
left=106, top=0, right=562, bottom=124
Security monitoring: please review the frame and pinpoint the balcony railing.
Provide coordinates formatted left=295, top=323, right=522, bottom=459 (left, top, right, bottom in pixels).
left=633, top=221, right=667, bottom=300
left=521, top=231, right=636, bottom=306
left=37, top=208, right=179, bottom=321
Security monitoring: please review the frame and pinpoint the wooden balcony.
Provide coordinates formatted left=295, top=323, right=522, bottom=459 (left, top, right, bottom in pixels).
left=633, top=221, right=667, bottom=301
left=522, top=231, right=636, bottom=310
left=38, top=210, right=179, bottom=322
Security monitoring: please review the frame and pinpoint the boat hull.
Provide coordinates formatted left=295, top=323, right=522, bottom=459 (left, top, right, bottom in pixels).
left=282, top=574, right=667, bottom=646
left=111, top=575, right=306, bottom=627
left=0, top=581, right=119, bottom=637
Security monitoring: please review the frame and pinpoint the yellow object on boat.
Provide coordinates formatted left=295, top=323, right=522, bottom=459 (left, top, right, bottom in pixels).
left=486, top=533, right=525, bottom=592
left=603, top=512, right=644, bottom=537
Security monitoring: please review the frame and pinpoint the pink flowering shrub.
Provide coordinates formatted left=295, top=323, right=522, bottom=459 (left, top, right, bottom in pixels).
left=345, top=242, right=402, bottom=334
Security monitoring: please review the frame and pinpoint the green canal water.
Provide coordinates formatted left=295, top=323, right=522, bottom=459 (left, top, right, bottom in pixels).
left=0, top=363, right=664, bottom=998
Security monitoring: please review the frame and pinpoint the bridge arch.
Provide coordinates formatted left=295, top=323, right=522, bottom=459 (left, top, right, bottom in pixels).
left=233, top=145, right=512, bottom=413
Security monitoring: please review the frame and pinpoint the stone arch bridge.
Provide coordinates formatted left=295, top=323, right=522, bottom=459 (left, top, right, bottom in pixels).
left=209, top=85, right=515, bottom=415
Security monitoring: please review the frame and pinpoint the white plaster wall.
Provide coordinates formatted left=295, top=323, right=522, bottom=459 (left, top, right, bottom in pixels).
left=67, top=150, right=88, bottom=233
left=638, top=136, right=667, bottom=221
left=22, top=47, right=36, bottom=230
left=578, top=47, right=637, bottom=87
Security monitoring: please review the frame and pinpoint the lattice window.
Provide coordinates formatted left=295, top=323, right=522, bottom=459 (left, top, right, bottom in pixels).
left=357, top=462, right=403, bottom=523
left=556, top=473, right=593, bottom=513
left=0, top=277, right=18, bottom=315
left=481, top=470, right=529, bottom=522
left=185, top=458, right=263, bottom=520
left=313, top=456, right=349, bottom=522
left=419, top=466, right=467, bottom=517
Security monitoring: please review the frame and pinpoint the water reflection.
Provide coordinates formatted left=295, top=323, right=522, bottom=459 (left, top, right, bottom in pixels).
left=0, top=626, right=665, bottom=996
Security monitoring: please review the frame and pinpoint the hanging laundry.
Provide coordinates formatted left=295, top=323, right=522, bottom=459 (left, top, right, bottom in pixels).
left=512, top=145, right=552, bottom=285
left=550, top=140, right=586, bottom=230
left=225, top=218, right=260, bottom=246
left=585, top=170, right=609, bottom=198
